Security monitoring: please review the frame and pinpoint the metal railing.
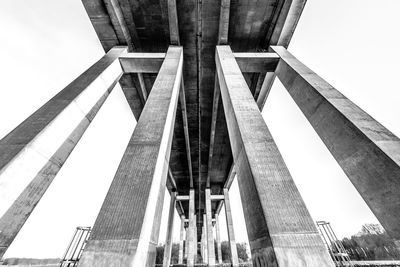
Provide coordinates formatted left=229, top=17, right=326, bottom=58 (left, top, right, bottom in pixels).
left=60, top=226, right=91, bottom=267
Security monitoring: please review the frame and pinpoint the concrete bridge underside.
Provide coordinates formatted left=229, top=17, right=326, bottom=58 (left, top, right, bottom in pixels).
left=1, top=0, right=400, bottom=266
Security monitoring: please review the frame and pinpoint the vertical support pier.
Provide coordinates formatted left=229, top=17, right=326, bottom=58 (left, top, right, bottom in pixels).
left=272, top=45, right=400, bottom=240
left=205, top=189, right=216, bottom=266
left=178, top=215, right=185, bottom=264
left=215, top=214, right=223, bottom=264
left=163, top=192, right=176, bottom=267
left=78, top=46, right=183, bottom=267
left=187, top=189, right=196, bottom=267
left=216, top=45, right=334, bottom=267
left=0, top=47, right=127, bottom=258
left=223, top=189, right=239, bottom=267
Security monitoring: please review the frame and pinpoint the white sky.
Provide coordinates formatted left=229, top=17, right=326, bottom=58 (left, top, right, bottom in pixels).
left=0, top=0, right=399, bottom=259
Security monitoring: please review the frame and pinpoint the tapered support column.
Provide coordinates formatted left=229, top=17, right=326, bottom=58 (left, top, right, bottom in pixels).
left=0, top=47, right=127, bottom=258
left=272, top=46, right=400, bottom=240
left=178, top=215, right=185, bottom=264
left=223, top=189, right=239, bottom=267
left=79, top=46, right=183, bottom=267
left=187, top=189, right=196, bottom=267
left=216, top=45, right=334, bottom=267
left=215, top=214, right=222, bottom=264
left=205, top=189, right=216, bottom=266
left=163, top=192, right=177, bottom=267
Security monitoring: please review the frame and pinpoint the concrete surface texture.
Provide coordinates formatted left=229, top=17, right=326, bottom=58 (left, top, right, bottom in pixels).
left=1, top=0, right=399, bottom=267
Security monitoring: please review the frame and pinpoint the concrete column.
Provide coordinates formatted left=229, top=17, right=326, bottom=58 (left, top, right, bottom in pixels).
left=163, top=192, right=177, bottom=267
left=223, top=189, right=239, bottom=267
left=194, top=216, right=198, bottom=264
left=216, top=45, right=334, bottom=267
left=0, top=46, right=127, bottom=258
left=203, top=213, right=208, bottom=262
left=187, top=189, right=196, bottom=267
left=272, top=45, right=400, bottom=240
left=215, top=214, right=223, bottom=264
left=178, top=215, right=185, bottom=264
left=206, top=189, right=216, bottom=266
left=78, top=46, right=183, bottom=267
left=184, top=225, right=189, bottom=261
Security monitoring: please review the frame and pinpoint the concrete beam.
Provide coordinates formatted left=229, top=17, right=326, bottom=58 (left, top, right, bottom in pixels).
left=273, top=45, right=400, bottom=240
left=78, top=46, right=183, bottom=267
left=0, top=47, right=127, bottom=258
left=176, top=195, right=190, bottom=201
left=217, top=0, right=231, bottom=45
left=119, top=53, right=166, bottom=73
left=103, top=0, right=134, bottom=50
left=234, top=52, right=280, bottom=73
left=206, top=77, right=220, bottom=187
left=207, top=0, right=231, bottom=186
left=256, top=0, right=307, bottom=109
left=210, top=195, right=224, bottom=201
left=223, top=189, right=239, bottom=267
left=163, top=192, right=177, bottom=267
left=167, top=0, right=180, bottom=45
left=205, top=189, right=216, bottom=266
left=179, top=79, right=194, bottom=188
left=216, top=45, right=334, bottom=267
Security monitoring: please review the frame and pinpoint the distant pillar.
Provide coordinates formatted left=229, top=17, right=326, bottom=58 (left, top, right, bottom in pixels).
left=206, top=189, right=216, bottom=266
left=194, top=216, right=198, bottom=264
left=187, top=189, right=196, bottom=267
left=215, top=214, right=223, bottom=264
left=163, top=192, right=177, bottom=267
left=223, top=189, right=239, bottom=267
left=178, top=215, right=185, bottom=264
left=0, top=46, right=127, bottom=259
left=215, top=45, right=334, bottom=267
left=184, top=224, right=189, bottom=261
left=78, top=46, right=183, bottom=267
left=272, top=45, right=400, bottom=240
left=203, top=213, right=208, bottom=262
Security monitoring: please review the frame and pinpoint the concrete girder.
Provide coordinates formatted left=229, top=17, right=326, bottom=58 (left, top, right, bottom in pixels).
left=216, top=45, right=334, bottom=267
left=0, top=47, right=127, bottom=258
left=256, top=0, right=307, bottom=110
left=273, top=45, right=400, bottom=240
left=78, top=46, right=183, bottom=267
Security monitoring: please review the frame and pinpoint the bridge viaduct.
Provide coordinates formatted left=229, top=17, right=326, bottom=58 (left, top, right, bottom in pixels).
left=0, top=0, right=400, bottom=266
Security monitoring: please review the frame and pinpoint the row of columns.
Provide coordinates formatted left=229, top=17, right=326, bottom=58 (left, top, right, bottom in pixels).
left=1, top=43, right=399, bottom=267
left=161, top=188, right=239, bottom=266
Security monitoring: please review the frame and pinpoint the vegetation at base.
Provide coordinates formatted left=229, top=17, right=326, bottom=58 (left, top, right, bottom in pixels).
left=340, top=224, right=400, bottom=261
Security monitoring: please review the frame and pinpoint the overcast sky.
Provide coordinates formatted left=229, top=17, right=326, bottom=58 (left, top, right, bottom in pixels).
left=0, top=0, right=399, bottom=259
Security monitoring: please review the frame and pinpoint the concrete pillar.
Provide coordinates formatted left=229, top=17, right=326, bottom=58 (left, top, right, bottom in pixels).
left=194, top=216, right=198, bottom=264
left=205, top=189, right=216, bottom=266
left=272, top=45, right=400, bottom=240
left=178, top=215, right=185, bottom=264
left=203, top=213, right=208, bottom=263
left=184, top=225, right=189, bottom=261
left=0, top=46, right=127, bottom=258
left=215, top=214, right=223, bottom=264
left=187, top=189, right=196, bottom=267
left=215, top=45, right=334, bottom=267
left=163, top=192, right=177, bottom=267
left=78, top=46, right=183, bottom=267
left=223, top=189, right=239, bottom=267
